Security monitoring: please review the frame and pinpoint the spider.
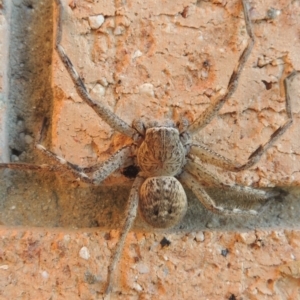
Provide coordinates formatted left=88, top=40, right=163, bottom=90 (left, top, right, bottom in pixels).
left=0, top=0, right=297, bottom=296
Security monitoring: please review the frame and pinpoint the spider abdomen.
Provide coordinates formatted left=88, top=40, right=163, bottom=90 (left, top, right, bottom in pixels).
left=137, top=127, right=186, bottom=177
left=139, top=176, right=187, bottom=228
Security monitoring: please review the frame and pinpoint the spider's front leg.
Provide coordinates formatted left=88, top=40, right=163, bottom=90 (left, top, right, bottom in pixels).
left=54, top=0, right=138, bottom=139
left=186, top=0, right=254, bottom=134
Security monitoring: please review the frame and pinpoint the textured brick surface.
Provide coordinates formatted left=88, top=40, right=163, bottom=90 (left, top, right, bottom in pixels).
left=1, top=1, right=300, bottom=299
left=1, top=227, right=300, bottom=299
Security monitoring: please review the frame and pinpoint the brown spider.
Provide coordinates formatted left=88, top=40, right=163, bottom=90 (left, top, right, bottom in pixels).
left=0, top=0, right=297, bottom=296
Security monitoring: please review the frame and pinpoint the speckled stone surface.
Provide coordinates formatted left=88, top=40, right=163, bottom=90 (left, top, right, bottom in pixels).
left=0, top=227, right=300, bottom=299
left=0, top=1, right=300, bottom=299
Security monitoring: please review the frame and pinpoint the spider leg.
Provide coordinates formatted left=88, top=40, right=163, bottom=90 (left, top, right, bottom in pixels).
left=54, top=0, right=137, bottom=139
left=104, top=174, right=144, bottom=295
left=187, top=0, right=254, bottom=134
left=185, top=158, right=278, bottom=200
left=0, top=158, right=96, bottom=184
left=85, top=145, right=134, bottom=184
left=36, top=144, right=133, bottom=185
left=1, top=117, right=134, bottom=185
left=236, top=71, right=297, bottom=171
left=190, top=71, right=297, bottom=171
left=190, top=143, right=242, bottom=171
left=180, top=171, right=259, bottom=215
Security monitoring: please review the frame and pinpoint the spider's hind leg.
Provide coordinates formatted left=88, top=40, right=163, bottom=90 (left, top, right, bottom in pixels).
left=181, top=170, right=259, bottom=216
left=185, top=158, right=279, bottom=200
left=180, top=158, right=279, bottom=215
left=104, top=174, right=144, bottom=295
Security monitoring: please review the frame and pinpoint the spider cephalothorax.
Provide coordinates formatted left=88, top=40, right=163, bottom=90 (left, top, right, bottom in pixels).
left=0, top=0, right=297, bottom=296
left=137, top=126, right=187, bottom=177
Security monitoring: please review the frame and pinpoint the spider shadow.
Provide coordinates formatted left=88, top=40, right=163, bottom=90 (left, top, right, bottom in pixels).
left=1, top=169, right=299, bottom=231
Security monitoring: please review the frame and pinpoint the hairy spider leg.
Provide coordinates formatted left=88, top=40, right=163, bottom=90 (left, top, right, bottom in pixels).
left=184, top=158, right=279, bottom=208
left=104, top=175, right=145, bottom=295
left=180, top=171, right=258, bottom=215
left=187, top=0, right=255, bottom=134
left=0, top=144, right=134, bottom=186
left=189, top=73, right=297, bottom=173
left=236, top=71, right=297, bottom=171
left=36, top=144, right=134, bottom=185
left=189, top=143, right=242, bottom=171
left=55, top=0, right=138, bottom=139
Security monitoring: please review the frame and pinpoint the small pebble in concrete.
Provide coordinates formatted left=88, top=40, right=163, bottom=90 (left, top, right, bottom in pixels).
left=267, top=8, right=281, bottom=19
left=88, top=15, right=105, bottom=30
left=79, top=246, right=90, bottom=260
left=195, top=231, right=205, bottom=242
left=139, top=83, right=154, bottom=97
left=221, top=249, right=229, bottom=257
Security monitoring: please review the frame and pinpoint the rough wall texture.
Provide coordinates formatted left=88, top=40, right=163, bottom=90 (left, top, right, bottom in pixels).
left=0, top=0, right=300, bottom=299
left=1, top=228, right=300, bottom=299
left=1, top=0, right=300, bottom=230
